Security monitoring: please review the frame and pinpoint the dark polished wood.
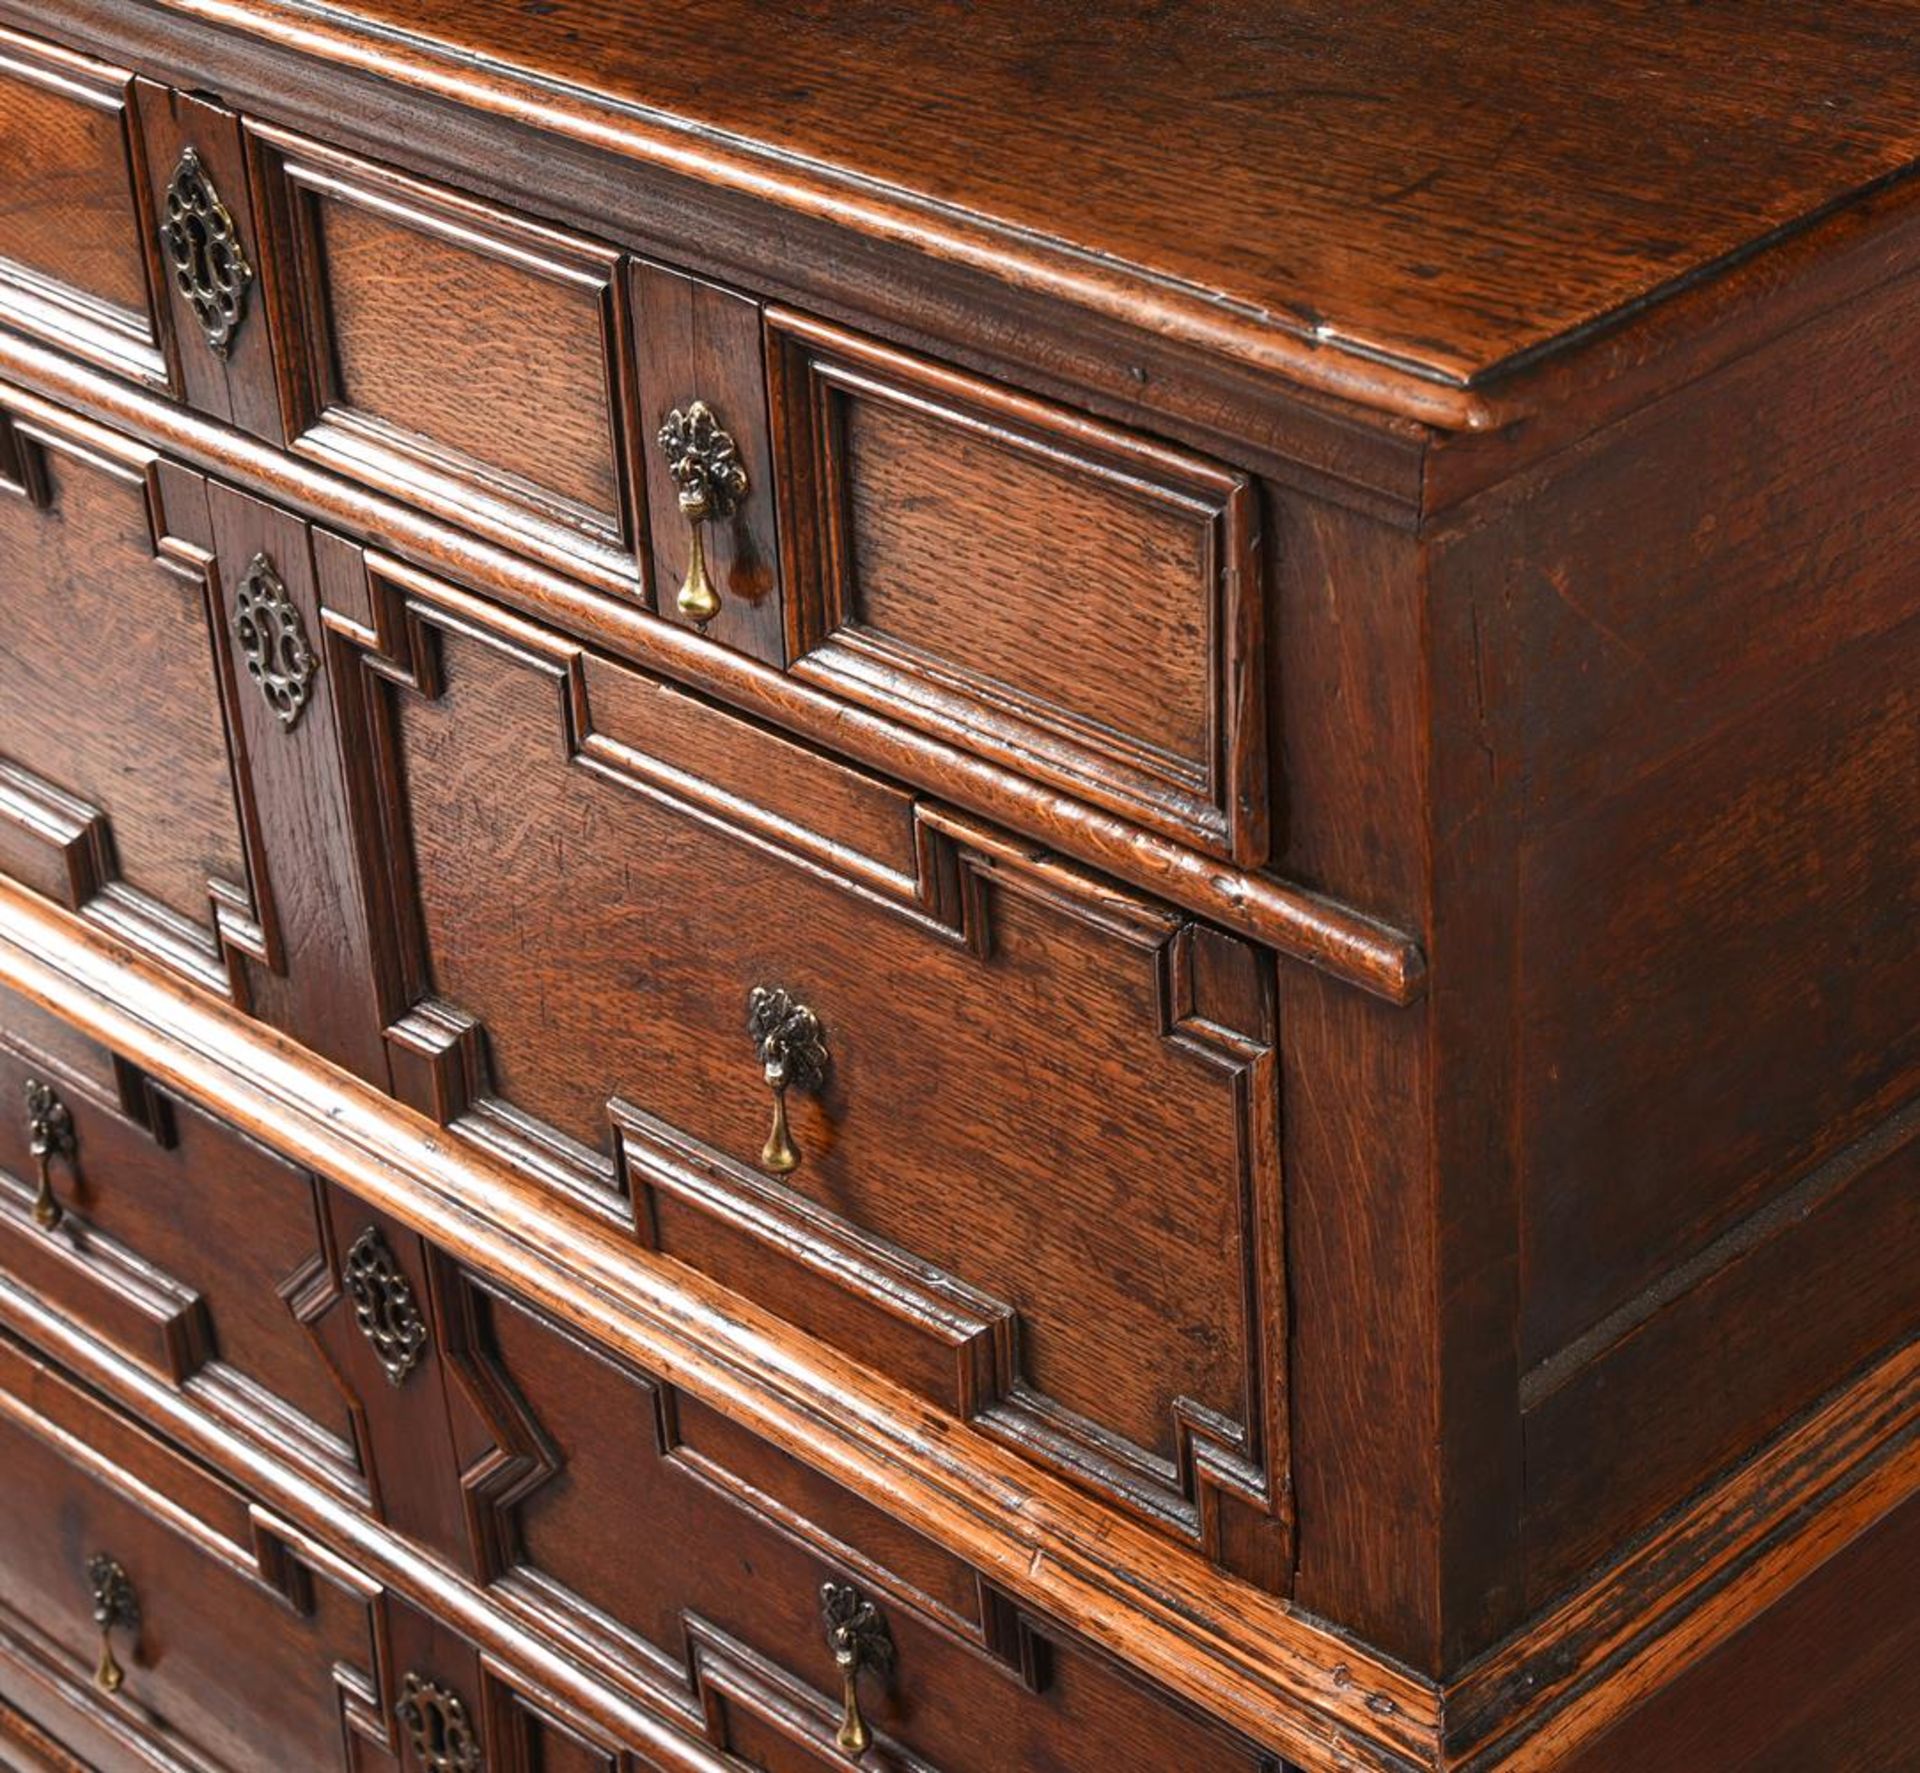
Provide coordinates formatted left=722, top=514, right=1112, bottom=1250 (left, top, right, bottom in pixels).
left=56, top=0, right=1920, bottom=417
left=0, top=405, right=260, bottom=992
left=132, top=78, right=282, bottom=441
left=438, top=1265, right=1281, bottom=1771
left=5, top=870, right=1920, bottom=1773
left=0, top=3, right=1915, bottom=1768
left=1549, top=1485, right=1920, bottom=1773
left=247, top=119, right=645, bottom=595
left=768, top=309, right=1268, bottom=863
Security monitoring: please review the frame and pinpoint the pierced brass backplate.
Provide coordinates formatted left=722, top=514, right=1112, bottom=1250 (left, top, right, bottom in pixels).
left=344, top=1225, right=429, bottom=1385
left=397, top=1672, right=483, bottom=1772
left=821, top=1580, right=893, bottom=1758
left=159, top=148, right=254, bottom=356
left=85, top=1553, right=138, bottom=1694
left=233, top=552, right=318, bottom=730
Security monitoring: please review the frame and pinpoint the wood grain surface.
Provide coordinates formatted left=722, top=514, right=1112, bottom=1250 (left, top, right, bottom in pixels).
left=1, top=5, right=1917, bottom=1766
left=132, top=0, right=1920, bottom=390
left=0, top=34, right=149, bottom=316
left=0, top=407, right=249, bottom=962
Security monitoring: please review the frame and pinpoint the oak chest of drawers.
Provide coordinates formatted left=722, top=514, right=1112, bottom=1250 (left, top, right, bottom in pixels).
left=1, top=5, right=1918, bottom=1769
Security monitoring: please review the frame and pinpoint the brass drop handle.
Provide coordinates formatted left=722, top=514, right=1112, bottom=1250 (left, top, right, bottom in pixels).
left=25, top=1078, right=74, bottom=1231
left=85, top=1554, right=138, bottom=1694
left=747, top=988, right=829, bottom=1175
left=657, top=399, right=749, bottom=626
left=821, top=1581, right=893, bottom=1758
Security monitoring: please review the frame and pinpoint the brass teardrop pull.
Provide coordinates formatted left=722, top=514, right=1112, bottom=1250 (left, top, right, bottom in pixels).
left=657, top=399, right=749, bottom=627
left=747, top=987, right=829, bottom=1175
left=24, top=1078, right=75, bottom=1231
left=821, top=1581, right=893, bottom=1758
left=85, top=1554, right=138, bottom=1694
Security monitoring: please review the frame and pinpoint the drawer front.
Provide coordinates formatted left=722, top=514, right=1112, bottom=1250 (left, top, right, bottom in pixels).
left=0, top=983, right=493, bottom=1560
left=0, top=984, right=361, bottom=1493
left=339, top=557, right=1289, bottom=1581
left=0, top=403, right=267, bottom=993
left=204, top=112, right=1264, bottom=866
left=769, top=312, right=1267, bottom=864
left=0, top=28, right=166, bottom=389
left=0, top=1335, right=382, bottom=1772
left=438, top=1265, right=1280, bottom=1773
left=247, top=123, right=644, bottom=594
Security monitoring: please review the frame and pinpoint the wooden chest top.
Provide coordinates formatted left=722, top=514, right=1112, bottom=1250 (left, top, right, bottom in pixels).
left=142, top=0, right=1920, bottom=407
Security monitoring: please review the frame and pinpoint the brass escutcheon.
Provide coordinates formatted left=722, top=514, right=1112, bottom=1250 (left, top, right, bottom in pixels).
left=344, top=1225, right=429, bottom=1385
left=159, top=148, right=254, bottom=356
left=232, top=551, right=318, bottom=731
left=396, top=1671, right=484, bottom=1771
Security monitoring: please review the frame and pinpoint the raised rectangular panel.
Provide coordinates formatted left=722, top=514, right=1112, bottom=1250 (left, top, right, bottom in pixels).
left=0, top=404, right=263, bottom=991
left=769, top=310, right=1267, bottom=864
left=0, top=1011, right=362, bottom=1492
left=0, top=28, right=167, bottom=388
left=248, top=122, right=643, bottom=594
left=0, top=1337, right=382, bottom=1772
